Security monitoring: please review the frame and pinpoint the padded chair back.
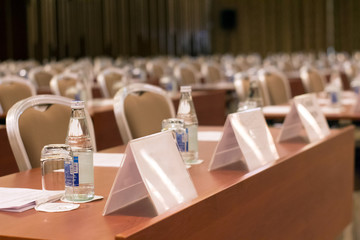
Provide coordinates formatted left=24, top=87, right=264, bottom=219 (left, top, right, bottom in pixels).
left=146, top=61, right=165, bottom=79
left=28, top=67, right=55, bottom=89
left=50, top=73, right=83, bottom=100
left=202, top=63, right=223, bottom=83
left=6, top=95, right=96, bottom=171
left=97, top=67, right=126, bottom=98
left=174, top=64, right=200, bottom=85
left=113, top=83, right=175, bottom=144
left=300, top=66, right=326, bottom=93
left=0, top=76, right=36, bottom=114
left=258, top=67, right=292, bottom=105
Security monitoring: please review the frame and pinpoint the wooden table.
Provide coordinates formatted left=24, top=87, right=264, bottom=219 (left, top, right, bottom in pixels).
left=0, top=126, right=354, bottom=239
left=263, top=92, right=360, bottom=121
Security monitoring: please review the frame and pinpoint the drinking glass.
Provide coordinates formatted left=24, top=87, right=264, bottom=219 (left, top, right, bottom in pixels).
left=40, top=144, right=72, bottom=191
left=237, top=100, right=258, bottom=112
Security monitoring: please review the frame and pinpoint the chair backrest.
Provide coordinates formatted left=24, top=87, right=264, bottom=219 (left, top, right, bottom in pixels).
left=28, top=66, right=55, bottom=89
left=174, top=63, right=200, bottom=85
left=202, top=63, right=223, bottom=83
left=299, top=66, right=326, bottom=93
left=146, top=61, right=165, bottom=79
left=113, top=83, right=175, bottom=144
left=50, top=73, right=83, bottom=100
left=97, top=67, right=126, bottom=98
left=6, top=95, right=96, bottom=171
left=0, top=76, right=36, bottom=115
left=258, top=67, right=292, bottom=105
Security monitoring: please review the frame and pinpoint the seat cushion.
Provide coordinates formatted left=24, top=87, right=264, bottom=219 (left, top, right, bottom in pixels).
left=19, top=104, right=71, bottom=168
left=124, top=92, right=172, bottom=139
left=0, top=82, right=33, bottom=113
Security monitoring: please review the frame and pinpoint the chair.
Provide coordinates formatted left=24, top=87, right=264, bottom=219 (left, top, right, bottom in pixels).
left=97, top=67, right=126, bottom=98
left=113, top=83, right=175, bottom=144
left=6, top=95, right=96, bottom=171
left=50, top=73, right=86, bottom=100
left=146, top=61, right=165, bottom=79
left=257, top=67, right=292, bottom=105
left=0, top=76, right=36, bottom=115
left=202, top=62, right=224, bottom=83
left=299, top=65, right=326, bottom=93
left=28, top=66, right=56, bottom=90
left=174, top=63, right=200, bottom=85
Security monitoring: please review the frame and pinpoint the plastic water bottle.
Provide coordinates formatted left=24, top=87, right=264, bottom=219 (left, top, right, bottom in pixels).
left=65, top=100, right=94, bottom=201
left=247, top=77, right=263, bottom=107
left=177, top=86, right=202, bottom=165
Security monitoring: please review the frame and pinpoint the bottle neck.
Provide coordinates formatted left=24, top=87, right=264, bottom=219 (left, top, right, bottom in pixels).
left=71, top=108, right=86, bottom=118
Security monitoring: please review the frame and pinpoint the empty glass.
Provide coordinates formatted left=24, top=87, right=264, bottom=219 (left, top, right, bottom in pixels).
left=237, top=101, right=258, bottom=112
left=40, top=144, right=72, bottom=192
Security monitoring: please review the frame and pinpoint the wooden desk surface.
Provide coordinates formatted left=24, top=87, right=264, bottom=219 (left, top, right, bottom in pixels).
left=263, top=92, right=360, bottom=121
left=0, top=126, right=354, bottom=240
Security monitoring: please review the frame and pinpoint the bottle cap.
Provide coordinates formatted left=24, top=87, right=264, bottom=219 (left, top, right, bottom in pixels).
left=180, top=86, right=192, bottom=92
left=71, top=100, right=85, bottom=109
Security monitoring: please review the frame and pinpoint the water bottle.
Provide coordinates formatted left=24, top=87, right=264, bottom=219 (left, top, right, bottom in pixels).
left=177, top=86, right=202, bottom=165
left=247, top=77, right=263, bottom=107
left=65, top=100, right=94, bottom=201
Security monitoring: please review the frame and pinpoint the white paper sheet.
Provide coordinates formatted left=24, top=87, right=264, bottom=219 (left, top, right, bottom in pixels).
left=198, top=131, right=223, bottom=142
left=93, top=153, right=124, bottom=167
left=0, top=188, right=64, bottom=212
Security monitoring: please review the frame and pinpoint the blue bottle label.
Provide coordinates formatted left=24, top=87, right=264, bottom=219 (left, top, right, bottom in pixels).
left=331, top=92, right=338, bottom=104
left=64, top=161, right=73, bottom=187
left=176, top=132, right=188, bottom=152
left=73, top=156, right=79, bottom=186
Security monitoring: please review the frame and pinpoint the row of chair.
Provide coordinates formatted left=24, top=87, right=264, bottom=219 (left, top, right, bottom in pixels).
left=5, top=83, right=174, bottom=173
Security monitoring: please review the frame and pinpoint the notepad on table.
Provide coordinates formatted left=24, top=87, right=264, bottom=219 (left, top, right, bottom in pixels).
left=0, top=187, right=64, bottom=212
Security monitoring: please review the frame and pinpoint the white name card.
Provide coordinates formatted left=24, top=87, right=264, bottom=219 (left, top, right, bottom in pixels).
left=103, top=131, right=197, bottom=216
left=278, top=93, right=330, bottom=143
left=209, top=108, right=279, bottom=172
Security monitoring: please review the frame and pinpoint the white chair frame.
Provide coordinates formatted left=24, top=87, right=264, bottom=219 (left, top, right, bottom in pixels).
left=113, top=83, right=175, bottom=144
left=49, top=72, right=80, bottom=96
left=6, top=95, right=97, bottom=171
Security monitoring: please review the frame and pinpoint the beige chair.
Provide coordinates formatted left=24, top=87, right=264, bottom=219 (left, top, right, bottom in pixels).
left=0, top=76, right=36, bottom=115
left=28, top=66, right=55, bottom=90
left=6, top=95, right=96, bottom=171
left=258, top=67, right=292, bottom=106
left=202, top=62, right=223, bottom=83
left=113, top=83, right=175, bottom=144
left=50, top=73, right=85, bottom=100
left=146, top=61, right=165, bottom=79
left=299, top=66, right=326, bottom=93
left=174, top=63, right=200, bottom=85
left=97, top=67, right=126, bottom=98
